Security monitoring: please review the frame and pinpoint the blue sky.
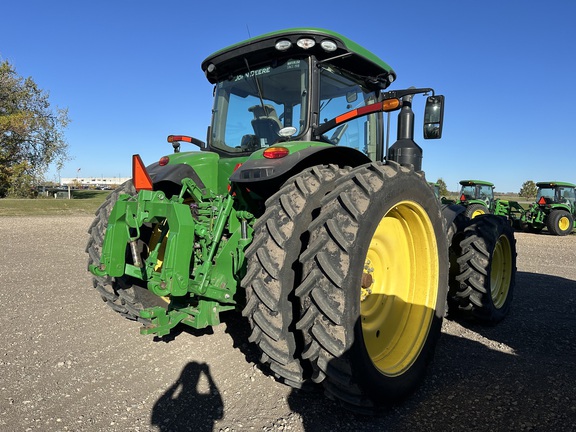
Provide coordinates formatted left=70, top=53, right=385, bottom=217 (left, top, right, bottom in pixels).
left=1, top=0, right=575, bottom=193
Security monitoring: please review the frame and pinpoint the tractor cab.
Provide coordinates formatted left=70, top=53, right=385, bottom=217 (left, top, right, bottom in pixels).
left=201, top=29, right=396, bottom=159
left=459, top=180, right=495, bottom=207
left=457, top=180, right=496, bottom=218
left=535, top=182, right=576, bottom=209
left=197, top=29, right=443, bottom=170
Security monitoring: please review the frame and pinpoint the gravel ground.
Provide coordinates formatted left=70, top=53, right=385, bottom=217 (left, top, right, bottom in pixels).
left=0, top=216, right=575, bottom=432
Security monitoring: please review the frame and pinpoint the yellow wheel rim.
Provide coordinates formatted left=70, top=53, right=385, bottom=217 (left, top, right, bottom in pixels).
left=472, top=208, right=486, bottom=218
left=490, top=234, right=513, bottom=308
left=558, top=216, right=570, bottom=231
left=361, top=201, right=438, bottom=377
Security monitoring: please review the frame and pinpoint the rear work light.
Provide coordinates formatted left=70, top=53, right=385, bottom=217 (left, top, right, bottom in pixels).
left=263, top=147, right=289, bottom=159
left=132, top=154, right=153, bottom=191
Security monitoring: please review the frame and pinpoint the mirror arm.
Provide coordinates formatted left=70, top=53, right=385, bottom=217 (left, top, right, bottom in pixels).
left=381, top=87, right=434, bottom=100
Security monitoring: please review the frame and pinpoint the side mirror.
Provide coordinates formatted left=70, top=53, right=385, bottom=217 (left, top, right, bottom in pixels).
left=423, top=95, right=445, bottom=139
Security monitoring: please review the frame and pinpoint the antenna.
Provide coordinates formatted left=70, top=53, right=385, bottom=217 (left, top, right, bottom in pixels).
left=246, top=25, right=251, bottom=38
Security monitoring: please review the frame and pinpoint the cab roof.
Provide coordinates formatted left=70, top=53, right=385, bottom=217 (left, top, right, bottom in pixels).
left=201, top=28, right=396, bottom=88
left=459, top=180, right=494, bottom=187
left=536, top=181, right=576, bottom=188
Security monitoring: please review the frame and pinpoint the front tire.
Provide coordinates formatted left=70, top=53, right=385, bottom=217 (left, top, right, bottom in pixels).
left=448, top=215, right=516, bottom=323
left=296, top=162, right=448, bottom=411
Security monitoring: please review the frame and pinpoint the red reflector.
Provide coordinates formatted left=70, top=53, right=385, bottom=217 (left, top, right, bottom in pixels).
left=132, top=154, right=153, bottom=191
left=167, top=135, right=192, bottom=143
left=460, top=194, right=466, bottom=201
left=263, top=147, right=289, bottom=159
left=159, top=156, right=169, bottom=166
left=538, top=196, right=546, bottom=205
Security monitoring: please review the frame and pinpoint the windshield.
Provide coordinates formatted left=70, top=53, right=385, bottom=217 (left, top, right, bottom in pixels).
left=460, top=185, right=476, bottom=200
left=318, top=65, right=380, bottom=159
left=538, top=186, right=576, bottom=205
left=460, top=185, right=493, bottom=202
left=210, top=58, right=309, bottom=154
left=537, top=187, right=556, bottom=204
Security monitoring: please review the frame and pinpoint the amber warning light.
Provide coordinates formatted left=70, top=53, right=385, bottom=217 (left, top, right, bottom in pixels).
left=132, top=154, right=153, bottom=191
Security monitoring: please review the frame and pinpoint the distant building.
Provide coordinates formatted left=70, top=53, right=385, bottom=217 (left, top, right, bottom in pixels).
left=60, top=177, right=131, bottom=188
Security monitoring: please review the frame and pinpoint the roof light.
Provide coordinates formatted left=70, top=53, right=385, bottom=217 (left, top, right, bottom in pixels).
left=263, top=146, right=289, bottom=159
left=132, top=154, right=153, bottom=191
left=297, top=38, right=315, bottom=49
left=275, top=39, right=292, bottom=51
left=320, top=39, right=337, bottom=52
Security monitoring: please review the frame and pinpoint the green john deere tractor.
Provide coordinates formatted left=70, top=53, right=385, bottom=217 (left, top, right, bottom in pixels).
left=454, top=179, right=524, bottom=223
left=521, top=181, right=576, bottom=235
left=87, top=28, right=516, bottom=411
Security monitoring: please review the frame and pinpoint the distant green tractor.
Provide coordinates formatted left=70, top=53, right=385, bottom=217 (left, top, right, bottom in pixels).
left=521, top=181, right=576, bottom=235
left=455, top=180, right=514, bottom=219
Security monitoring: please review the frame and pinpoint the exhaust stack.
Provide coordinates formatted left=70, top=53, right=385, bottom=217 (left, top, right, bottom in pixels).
left=387, top=94, right=423, bottom=172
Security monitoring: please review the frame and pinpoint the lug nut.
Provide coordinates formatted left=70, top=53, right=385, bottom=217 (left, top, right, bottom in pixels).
left=361, top=272, right=373, bottom=288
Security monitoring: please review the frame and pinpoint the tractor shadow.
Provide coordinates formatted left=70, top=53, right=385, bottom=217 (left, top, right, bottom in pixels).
left=285, top=271, right=576, bottom=431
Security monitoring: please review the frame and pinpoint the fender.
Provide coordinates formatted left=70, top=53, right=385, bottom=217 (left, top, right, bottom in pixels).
left=441, top=203, right=465, bottom=225
left=147, top=162, right=206, bottom=190
left=441, top=204, right=466, bottom=244
left=230, top=145, right=371, bottom=197
left=144, top=151, right=227, bottom=195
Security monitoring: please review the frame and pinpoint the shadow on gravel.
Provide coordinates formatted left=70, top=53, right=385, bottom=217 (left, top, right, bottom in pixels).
left=149, top=271, right=575, bottom=431
left=151, top=361, right=223, bottom=432
left=284, top=271, right=576, bottom=431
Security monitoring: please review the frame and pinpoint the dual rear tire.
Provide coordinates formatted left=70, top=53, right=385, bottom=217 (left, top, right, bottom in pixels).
left=247, top=162, right=448, bottom=411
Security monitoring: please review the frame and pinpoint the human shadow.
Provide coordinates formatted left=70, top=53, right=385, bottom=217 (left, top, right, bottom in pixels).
left=151, top=361, right=223, bottom=432
left=286, top=271, right=576, bottom=431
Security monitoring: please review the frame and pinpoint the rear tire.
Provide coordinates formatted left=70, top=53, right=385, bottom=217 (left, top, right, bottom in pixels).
left=241, top=165, right=349, bottom=388
left=296, top=162, right=448, bottom=411
left=448, top=215, right=516, bottom=324
left=546, top=210, right=573, bottom=236
left=86, top=181, right=167, bottom=321
left=465, top=203, right=489, bottom=218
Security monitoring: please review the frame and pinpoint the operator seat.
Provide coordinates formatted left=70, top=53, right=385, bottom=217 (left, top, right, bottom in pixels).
left=249, top=104, right=282, bottom=146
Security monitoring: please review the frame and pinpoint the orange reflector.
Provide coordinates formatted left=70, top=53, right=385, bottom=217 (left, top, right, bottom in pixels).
left=538, top=196, right=546, bottom=205
left=132, top=154, right=153, bottom=191
left=263, top=147, right=289, bottom=159
left=382, top=98, right=401, bottom=111
left=460, top=194, right=466, bottom=202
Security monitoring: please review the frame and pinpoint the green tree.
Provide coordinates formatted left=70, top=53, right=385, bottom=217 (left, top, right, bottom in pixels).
left=436, top=178, right=449, bottom=196
left=0, top=60, right=70, bottom=197
left=519, top=180, right=537, bottom=199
